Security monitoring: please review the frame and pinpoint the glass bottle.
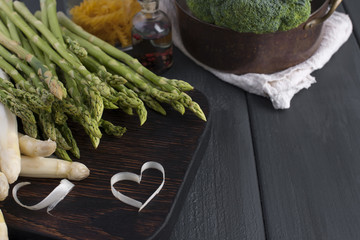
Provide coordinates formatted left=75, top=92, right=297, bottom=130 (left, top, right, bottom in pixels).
left=131, top=0, right=173, bottom=74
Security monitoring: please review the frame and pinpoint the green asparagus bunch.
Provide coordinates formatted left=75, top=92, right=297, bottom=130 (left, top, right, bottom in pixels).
left=0, top=0, right=206, bottom=161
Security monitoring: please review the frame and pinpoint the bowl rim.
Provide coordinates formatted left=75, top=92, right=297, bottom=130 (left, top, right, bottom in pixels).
left=175, top=0, right=330, bottom=34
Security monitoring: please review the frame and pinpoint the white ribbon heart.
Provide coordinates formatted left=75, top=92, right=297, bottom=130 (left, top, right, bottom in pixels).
left=110, top=161, right=165, bottom=212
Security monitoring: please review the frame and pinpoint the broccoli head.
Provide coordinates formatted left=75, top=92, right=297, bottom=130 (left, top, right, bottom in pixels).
left=187, top=0, right=214, bottom=23
left=186, top=0, right=311, bottom=34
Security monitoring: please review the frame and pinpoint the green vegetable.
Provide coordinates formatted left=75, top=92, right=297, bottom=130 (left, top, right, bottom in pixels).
left=99, top=119, right=126, bottom=137
left=0, top=0, right=206, bottom=161
left=0, top=77, right=49, bottom=113
left=38, top=111, right=56, bottom=142
left=58, top=123, right=80, bottom=159
left=186, top=0, right=311, bottom=34
left=0, top=30, right=66, bottom=100
left=55, top=128, right=72, bottom=151
left=61, top=28, right=179, bottom=102
left=57, top=12, right=182, bottom=95
left=54, top=148, right=72, bottom=161
left=21, top=119, right=38, bottom=139
left=0, top=89, right=36, bottom=124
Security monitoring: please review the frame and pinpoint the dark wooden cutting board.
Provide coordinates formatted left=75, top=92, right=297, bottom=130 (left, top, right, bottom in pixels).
left=0, top=90, right=209, bottom=240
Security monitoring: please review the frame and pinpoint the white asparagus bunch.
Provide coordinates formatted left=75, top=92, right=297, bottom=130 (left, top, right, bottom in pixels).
left=20, top=156, right=90, bottom=181
left=0, top=210, right=8, bottom=240
left=0, top=173, right=8, bottom=201
left=0, top=103, right=21, bottom=184
left=18, top=133, right=56, bottom=157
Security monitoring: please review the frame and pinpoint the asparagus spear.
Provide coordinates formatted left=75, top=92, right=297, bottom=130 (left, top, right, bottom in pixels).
left=62, top=28, right=179, bottom=102
left=8, top=1, right=81, bottom=71
left=126, top=81, right=166, bottom=115
left=58, top=122, right=80, bottom=159
left=99, top=119, right=126, bottom=137
left=38, top=0, right=59, bottom=77
left=0, top=174, right=9, bottom=202
left=14, top=32, right=53, bottom=99
left=135, top=102, right=147, bottom=126
left=58, top=12, right=207, bottom=120
left=119, top=106, right=134, bottom=116
left=80, top=55, right=125, bottom=85
left=0, top=19, right=9, bottom=38
left=64, top=35, right=87, bottom=58
left=27, top=30, right=45, bottom=63
left=105, top=72, right=137, bottom=97
left=129, top=68, right=205, bottom=120
left=54, top=148, right=71, bottom=162
left=116, top=92, right=142, bottom=109
left=18, top=30, right=34, bottom=54
left=4, top=0, right=20, bottom=44
left=62, top=72, right=82, bottom=104
left=20, top=155, right=90, bottom=180
left=1, top=50, right=55, bottom=105
left=167, top=79, right=194, bottom=92
left=38, top=111, right=56, bottom=141
left=22, top=24, right=46, bottom=63
left=63, top=70, right=104, bottom=125
left=171, top=101, right=186, bottom=115
left=78, top=79, right=104, bottom=122
left=0, top=15, right=103, bottom=121
left=52, top=100, right=68, bottom=125
left=35, top=8, right=85, bottom=69
left=21, top=119, right=38, bottom=139
left=41, top=104, right=72, bottom=152
left=0, top=77, right=49, bottom=112
left=0, top=56, right=38, bottom=93
left=29, top=5, right=81, bottom=155
left=0, top=30, right=66, bottom=99
left=0, top=89, right=36, bottom=124
left=39, top=0, right=47, bottom=29
left=44, top=0, right=64, bottom=46
left=61, top=98, right=102, bottom=139
left=18, top=133, right=57, bottom=157
left=11, top=1, right=116, bottom=102
left=0, top=44, right=40, bottom=87
left=80, top=56, right=141, bottom=110
left=0, top=0, right=104, bottom=106
left=138, top=92, right=166, bottom=116
left=55, top=128, right=71, bottom=151
left=57, top=12, right=185, bottom=94
left=38, top=113, right=72, bottom=161
left=84, top=127, right=100, bottom=149
left=0, top=101, right=21, bottom=184
left=103, top=97, right=118, bottom=110
left=178, top=92, right=207, bottom=121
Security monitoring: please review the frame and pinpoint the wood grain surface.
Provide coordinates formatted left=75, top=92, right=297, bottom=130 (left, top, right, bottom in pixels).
left=246, top=4, right=360, bottom=240
left=343, top=0, right=360, bottom=44
left=166, top=51, right=266, bottom=240
left=1, top=90, right=208, bottom=240
left=170, top=2, right=360, bottom=240
left=9, top=1, right=360, bottom=240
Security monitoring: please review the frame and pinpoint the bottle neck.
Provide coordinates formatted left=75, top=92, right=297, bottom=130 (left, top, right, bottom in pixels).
left=139, top=0, right=159, bottom=14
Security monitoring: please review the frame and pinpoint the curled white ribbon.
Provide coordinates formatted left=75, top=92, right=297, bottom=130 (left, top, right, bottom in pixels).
left=12, top=179, right=74, bottom=214
left=111, top=161, right=165, bottom=212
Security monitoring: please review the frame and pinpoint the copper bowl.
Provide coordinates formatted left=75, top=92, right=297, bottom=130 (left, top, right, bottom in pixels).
left=175, top=0, right=342, bottom=74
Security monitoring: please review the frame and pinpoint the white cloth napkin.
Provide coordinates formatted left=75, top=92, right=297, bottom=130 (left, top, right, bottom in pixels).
left=160, top=1, right=353, bottom=109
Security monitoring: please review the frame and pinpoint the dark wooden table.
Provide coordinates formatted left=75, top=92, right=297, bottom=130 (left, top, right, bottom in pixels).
left=168, top=2, right=360, bottom=240
left=14, top=1, right=360, bottom=239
